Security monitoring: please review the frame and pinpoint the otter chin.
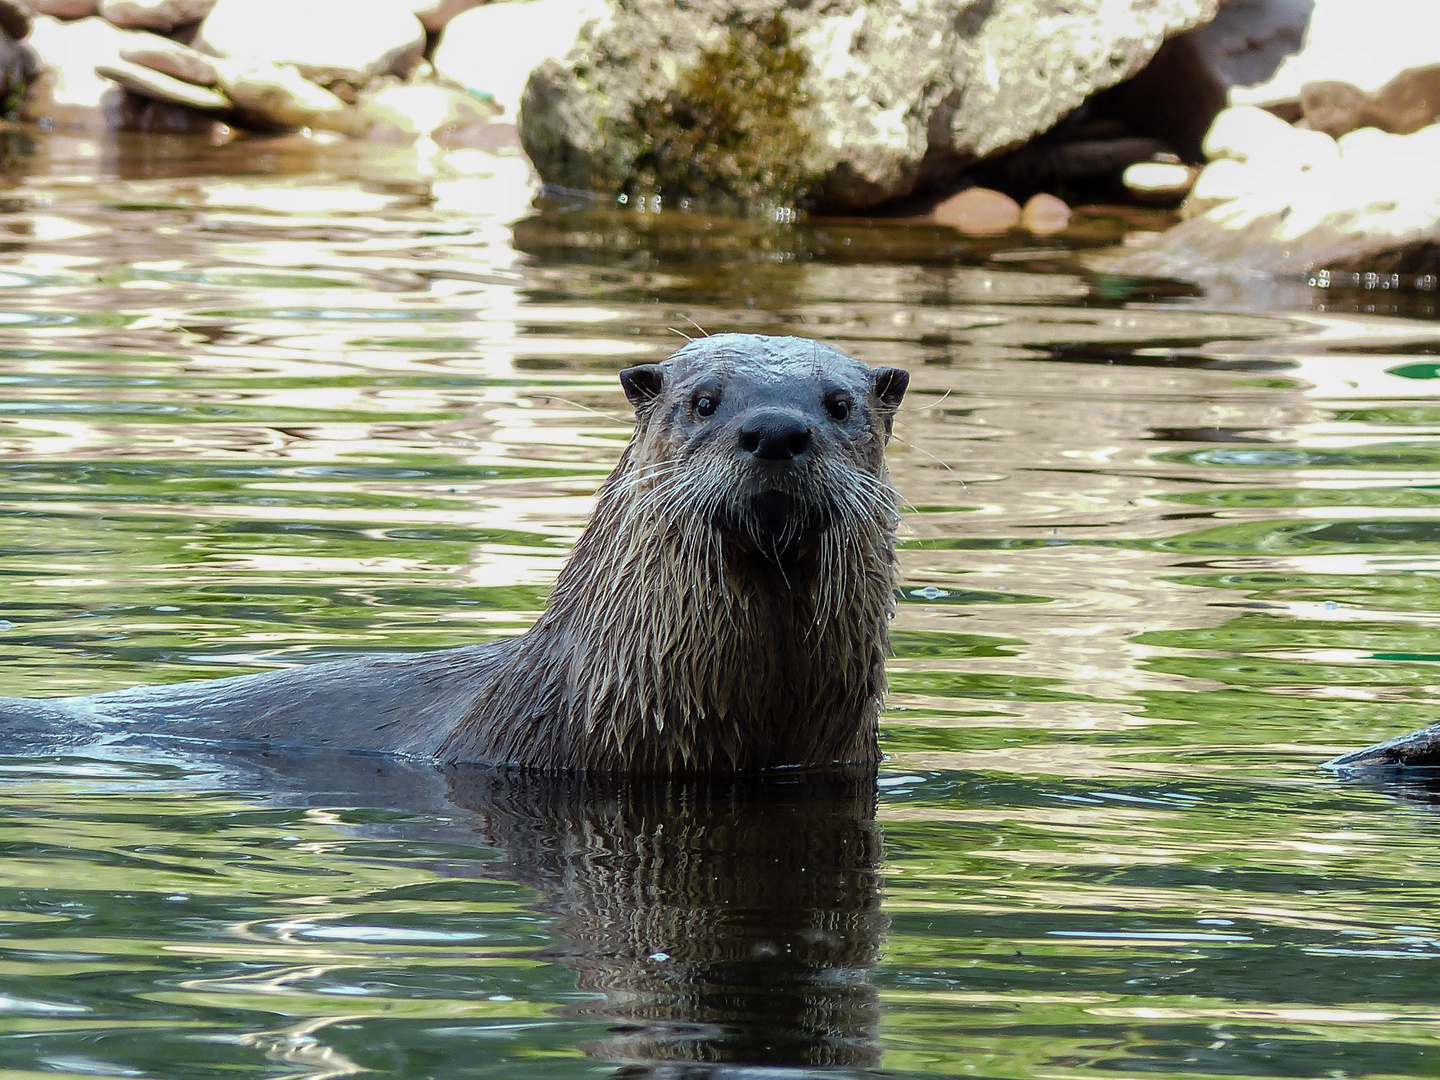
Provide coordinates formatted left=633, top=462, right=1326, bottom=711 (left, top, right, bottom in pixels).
left=0, top=334, right=909, bottom=774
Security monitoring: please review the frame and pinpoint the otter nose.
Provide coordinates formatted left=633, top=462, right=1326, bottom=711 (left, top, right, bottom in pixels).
left=738, top=409, right=812, bottom=461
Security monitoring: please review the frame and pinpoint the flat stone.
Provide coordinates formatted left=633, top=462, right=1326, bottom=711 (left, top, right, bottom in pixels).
left=99, top=0, right=214, bottom=30
left=120, top=38, right=218, bottom=86
left=96, top=57, right=228, bottom=109
left=1123, top=161, right=1196, bottom=204
left=217, top=57, right=366, bottom=134
left=932, top=187, right=1021, bottom=236
left=198, top=0, right=425, bottom=86
left=28, top=0, right=98, bottom=18
left=1020, top=193, right=1070, bottom=235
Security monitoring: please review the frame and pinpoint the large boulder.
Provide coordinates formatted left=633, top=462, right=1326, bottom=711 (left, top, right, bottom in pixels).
left=516, top=0, right=1220, bottom=211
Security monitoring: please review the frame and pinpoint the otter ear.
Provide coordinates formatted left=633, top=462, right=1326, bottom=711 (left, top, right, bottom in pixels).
left=619, top=364, right=664, bottom=409
left=872, top=366, right=909, bottom=409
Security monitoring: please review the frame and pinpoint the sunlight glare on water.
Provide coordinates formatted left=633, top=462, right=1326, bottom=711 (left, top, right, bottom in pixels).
left=0, top=131, right=1437, bottom=1079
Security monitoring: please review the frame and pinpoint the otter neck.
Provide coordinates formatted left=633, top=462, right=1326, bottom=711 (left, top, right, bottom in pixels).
left=445, top=460, right=895, bottom=772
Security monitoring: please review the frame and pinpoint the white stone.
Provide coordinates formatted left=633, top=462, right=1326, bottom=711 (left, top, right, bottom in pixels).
left=431, top=0, right=605, bottom=122
left=96, top=57, right=227, bottom=108
left=98, top=0, right=214, bottom=30
left=1122, top=161, right=1195, bottom=203
left=1201, top=104, right=1296, bottom=161
left=197, top=0, right=425, bottom=85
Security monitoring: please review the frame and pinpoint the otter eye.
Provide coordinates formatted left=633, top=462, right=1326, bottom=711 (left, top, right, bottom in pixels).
left=826, top=395, right=852, bottom=423
left=694, top=394, right=718, bottom=418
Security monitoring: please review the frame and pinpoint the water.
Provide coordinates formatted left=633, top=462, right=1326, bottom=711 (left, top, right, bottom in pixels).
left=0, top=129, right=1438, bottom=1078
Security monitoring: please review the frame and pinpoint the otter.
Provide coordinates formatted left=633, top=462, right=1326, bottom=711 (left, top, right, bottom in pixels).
left=0, top=334, right=909, bottom=773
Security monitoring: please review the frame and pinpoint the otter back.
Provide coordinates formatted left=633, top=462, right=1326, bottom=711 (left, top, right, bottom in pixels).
left=0, top=335, right=909, bottom=774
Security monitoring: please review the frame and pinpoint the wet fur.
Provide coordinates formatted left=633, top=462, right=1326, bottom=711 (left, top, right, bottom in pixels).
left=0, top=335, right=907, bottom=773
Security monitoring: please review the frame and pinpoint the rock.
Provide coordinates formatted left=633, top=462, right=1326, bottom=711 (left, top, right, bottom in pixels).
left=98, top=0, right=214, bottom=31
left=20, top=13, right=132, bottom=129
left=1020, top=192, right=1070, bottom=235
left=1298, top=79, right=1368, bottom=136
left=197, top=0, right=425, bottom=87
left=1233, top=0, right=1440, bottom=109
left=408, top=0, right=484, bottom=33
left=432, top=0, right=604, bottom=122
left=119, top=37, right=218, bottom=85
left=1201, top=103, right=1296, bottom=160
left=1299, top=64, right=1440, bottom=138
left=357, top=79, right=501, bottom=146
left=1183, top=156, right=1257, bottom=215
left=1098, top=121, right=1440, bottom=279
left=0, top=0, right=30, bottom=40
left=1104, top=0, right=1313, bottom=159
left=1368, top=63, right=1440, bottom=134
left=517, top=0, right=1221, bottom=211
left=215, top=57, right=367, bottom=134
left=932, top=187, right=1020, bottom=236
left=27, top=0, right=97, bottom=18
left=1122, top=160, right=1196, bottom=204
left=96, top=57, right=227, bottom=109
left=1185, top=104, right=1338, bottom=216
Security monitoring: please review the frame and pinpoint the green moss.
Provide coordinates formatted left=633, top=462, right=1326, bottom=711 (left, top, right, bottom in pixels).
left=620, top=13, right=817, bottom=211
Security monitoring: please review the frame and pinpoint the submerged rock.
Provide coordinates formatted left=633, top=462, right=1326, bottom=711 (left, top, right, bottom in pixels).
left=518, top=0, right=1220, bottom=211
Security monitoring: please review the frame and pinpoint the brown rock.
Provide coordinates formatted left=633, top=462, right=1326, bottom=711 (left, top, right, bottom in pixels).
left=1021, top=192, right=1071, bottom=235
left=1300, top=79, right=1370, bottom=137
left=119, top=36, right=218, bottom=85
left=1369, top=63, right=1440, bottom=135
left=27, top=0, right=98, bottom=18
left=98, top=0, right=215, bottom=30
left=932, top=187, right=1021, bottom=236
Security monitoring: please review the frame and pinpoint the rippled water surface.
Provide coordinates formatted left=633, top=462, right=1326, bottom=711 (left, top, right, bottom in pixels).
left=0, top=131, right=1439, bottom=1079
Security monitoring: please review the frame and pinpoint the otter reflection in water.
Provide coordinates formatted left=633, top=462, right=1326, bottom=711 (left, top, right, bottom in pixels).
left=447, top=766, right=886, bottom=1074
left=0, top=334, right=908, bottom=774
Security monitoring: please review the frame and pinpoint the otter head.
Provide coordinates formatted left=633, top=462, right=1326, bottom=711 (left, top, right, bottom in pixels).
left=617, top=334, right=908, bottom=557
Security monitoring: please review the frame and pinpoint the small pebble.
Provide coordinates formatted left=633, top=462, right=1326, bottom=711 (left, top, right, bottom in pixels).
left=1021, top=192, right=1071, bottom=235
left=932, top=187, right=1021, bottom=235
left=1122, top=161, right=1197, bottom=205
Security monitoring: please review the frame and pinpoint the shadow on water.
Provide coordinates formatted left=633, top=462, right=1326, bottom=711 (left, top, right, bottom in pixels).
left=229, top=751, right=887, bottom=1078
